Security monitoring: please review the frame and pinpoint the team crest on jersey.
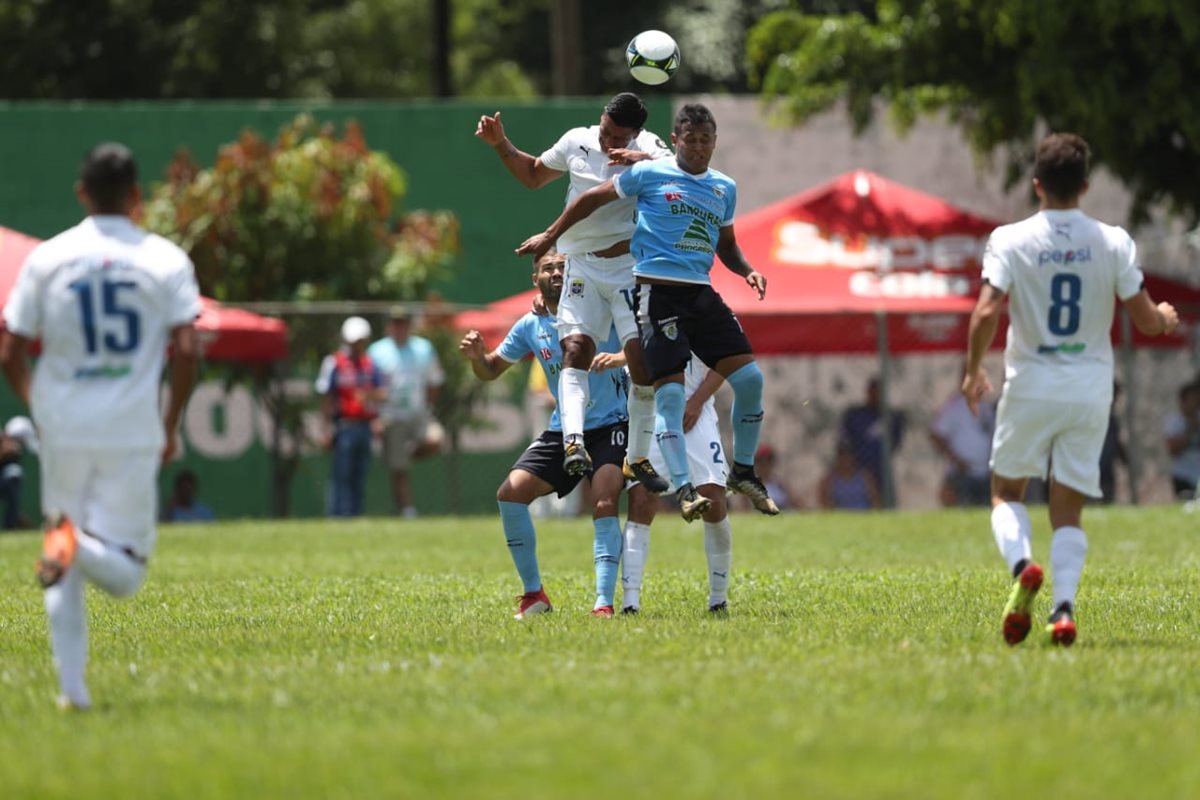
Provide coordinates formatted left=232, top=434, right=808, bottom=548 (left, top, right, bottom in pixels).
left=662, top=320, right=678, bottom=341
left=712, top=186, right=725, bottom=199
left=569, top=278, right=585, bottom=297
left=664, top=191, right=682, bottom=202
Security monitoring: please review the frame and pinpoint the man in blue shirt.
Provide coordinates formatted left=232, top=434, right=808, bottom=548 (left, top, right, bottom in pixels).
left=518, top=103, right=779, bottom=522
left=459, top=249, right=640, bottom=619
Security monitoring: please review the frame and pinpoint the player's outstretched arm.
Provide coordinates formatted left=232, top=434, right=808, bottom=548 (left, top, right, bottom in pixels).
left=163, top=324, right=199, bottom=462
left=516, top=180, right=620, bottom=260
left=715, top=226, right=767, bottom=300
left=459, top=330, right=512, bottom=381
left=475, top=112, right=563, bottom=190
left=1124, top=290, right=1179, bottom=336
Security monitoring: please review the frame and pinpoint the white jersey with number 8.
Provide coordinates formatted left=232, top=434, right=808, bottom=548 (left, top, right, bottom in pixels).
left=982, top=208, right=1143, bottom=405
left=3, top=216, right=202, bottom=452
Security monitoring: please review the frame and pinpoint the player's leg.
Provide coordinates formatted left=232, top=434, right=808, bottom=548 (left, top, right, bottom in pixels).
left=588, top=463, right=625, bottom=617
left=638, top=283, right=709, bottom=521
left=990, top=394, right=1057, bottom=645
left=557, top=255, right=606, bottom=476
left=615, top=282, right=668, bottom=493
left=346, top=421, right=372, bottom=517
left=585, top=422, right=632, bottom=616
left=698, top=485, right=732, bottom=614
left=76, top=449, right=158, bottom=597
left=498, top=433, right=566, bottom=619
left=382, top=419, right=418, bottom=515
left=621, top=483, right=656, bottom=614
left=1044, top=402, right=1107, bottom=646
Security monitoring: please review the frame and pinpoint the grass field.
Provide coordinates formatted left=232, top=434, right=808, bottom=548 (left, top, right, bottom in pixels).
left=1, top=506, right=1199, bottom=799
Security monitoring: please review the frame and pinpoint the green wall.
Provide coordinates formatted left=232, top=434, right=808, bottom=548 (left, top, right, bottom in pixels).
left=0, top=98, right=674, bottom=304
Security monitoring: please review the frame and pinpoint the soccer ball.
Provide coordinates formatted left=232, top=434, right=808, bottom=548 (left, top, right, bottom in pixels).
left=626, top=30, right=680, bottom=86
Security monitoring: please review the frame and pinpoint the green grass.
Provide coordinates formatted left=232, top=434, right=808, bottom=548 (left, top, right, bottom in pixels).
left=2, top=507, right=1199, bottom=799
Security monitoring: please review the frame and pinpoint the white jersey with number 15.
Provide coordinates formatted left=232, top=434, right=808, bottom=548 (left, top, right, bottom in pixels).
left=3, top=216, right=202, bottom=451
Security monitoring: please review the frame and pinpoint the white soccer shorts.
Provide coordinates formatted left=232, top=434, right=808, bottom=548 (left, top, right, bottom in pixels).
left=648, top=408, right=728, bottom=489
left=990, top=393, right=1109, bottom=498
left=39, top=445, right=162, bottom=559
left=557, top=252, right=639, bottom=345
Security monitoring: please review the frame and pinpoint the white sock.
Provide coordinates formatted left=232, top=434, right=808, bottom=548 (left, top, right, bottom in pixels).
left=991, top=502, right=1033, bottom=574
left=44, top=566, right=91, bottom=708
left=559, top=368, right=590, bottom=442
left=626, top=385, right=656, bottom=462
left=704, top=517, right=733, bottom=606
left=76, top=533, right=146, bottom=598
left=1050, top=526, right=1088, bottom=608
left=621, top=521, right=651, bottom=610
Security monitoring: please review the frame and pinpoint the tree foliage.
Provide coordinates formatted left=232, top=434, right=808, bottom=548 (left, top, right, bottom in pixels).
left=747, top=0, right=1200, bottom=224
left=143, top=114, right=459, bottom=303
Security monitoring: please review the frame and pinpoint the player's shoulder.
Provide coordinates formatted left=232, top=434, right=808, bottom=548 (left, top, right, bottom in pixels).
left=557, top=126, right=597, bottom=147
left=1089, top=216, right=1134, bottom=248
left=634, top=129, right=670, bottom=152
left=705, top=166, right=736, bottom=186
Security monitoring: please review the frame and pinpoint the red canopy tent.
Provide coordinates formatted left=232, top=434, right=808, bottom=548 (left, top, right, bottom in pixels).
left=0, top=224, right=288, bottom=362
left=458, top=170, right=1197, bottom=354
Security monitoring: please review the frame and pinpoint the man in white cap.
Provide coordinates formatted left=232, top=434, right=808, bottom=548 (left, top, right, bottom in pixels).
left=0, top=415, right=39, bottom=529
left=314, top=316, right=385, bottom=516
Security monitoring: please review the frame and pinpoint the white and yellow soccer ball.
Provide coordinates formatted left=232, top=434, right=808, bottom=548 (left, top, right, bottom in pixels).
left=625, top=30, right=680, bottom=86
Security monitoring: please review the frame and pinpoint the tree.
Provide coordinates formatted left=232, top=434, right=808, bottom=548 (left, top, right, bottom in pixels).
left=143, top=114, right=461, bottom=515
left=747, top=1, right=1200, bottom=225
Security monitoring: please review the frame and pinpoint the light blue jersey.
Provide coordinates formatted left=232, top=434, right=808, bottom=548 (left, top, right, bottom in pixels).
left=614, top=158, right=738, bottom=285
left=498, top=312, right=627, bottom=432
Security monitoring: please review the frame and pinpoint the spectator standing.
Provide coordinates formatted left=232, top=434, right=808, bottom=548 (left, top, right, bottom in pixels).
left=839, top=377, right=905, bottom=504
left=1098, top=382, right=1127, bottom=504
left=367, top=307, right=445, bottom=517
left=316, top=316, right=384, bottom=517
left=1, top=415, right=39, bottom=530
left=930, top=390, right=995, bottom=507
left=1163, top=381, right=1200, bottom=499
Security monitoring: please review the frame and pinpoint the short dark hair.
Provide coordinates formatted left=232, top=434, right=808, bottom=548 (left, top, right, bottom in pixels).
left=534, top=246, right=562, bottom=271
left=80, top=142, right=138, bottom=214
left=604, top=93, right=647, bottom=130
left=673, top=103, right=717, bottom=134
left=1034, top=133, right=1090, bottom=202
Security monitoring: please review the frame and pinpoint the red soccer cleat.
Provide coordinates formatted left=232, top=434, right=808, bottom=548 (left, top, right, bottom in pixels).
left=36, top=515, right=78, bottom=589
left=515, top=587, right=552, bottom=620
left=1001, top=562, right=1044, bottom=645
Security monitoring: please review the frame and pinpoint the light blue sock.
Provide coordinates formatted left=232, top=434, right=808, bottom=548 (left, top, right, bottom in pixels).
left=498, top=501, right=541, bottom=593
left=654, top=381, right=690, bottom=489
left=593, top=516, right=622, bottom=608
left=726, top=362, right=764, bottom=466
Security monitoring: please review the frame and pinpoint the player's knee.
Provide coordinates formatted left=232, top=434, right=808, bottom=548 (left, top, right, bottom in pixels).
left=592, top=496, right=620, bottom=519
left=700, top=487, right=727, bottom=518
left=727, top=361, right=763, bottom=397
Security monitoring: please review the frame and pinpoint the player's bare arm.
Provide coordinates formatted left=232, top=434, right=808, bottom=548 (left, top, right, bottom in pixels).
left=715, top=225, right=767, bottom=300
left=475, top=111, right=563, bottom=190
left=516, top=180, right=621, bottom=259
left=590, top=350, right=626, bottom=373
left=0, top=330, right=33, bottom=407
left=163, top=323, right=199, bottom=463
left=683, top=368, right=725, bottom=433
left=459, top=330, right=512, bottom=381
left=606, top=148, right=657, bottom=166
left=963, top=282, right=1004, bottom=415
left=1123, top=290, right=1179, bottom=336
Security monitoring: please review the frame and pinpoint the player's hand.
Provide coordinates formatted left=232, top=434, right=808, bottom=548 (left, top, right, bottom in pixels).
left=961, top=368, right=993, bottom=416
left=161, top=428, right=181, bottom=464
left=607, top=148, right=647, bottom=166
left=591, top=352, right=624, bottom=372
left=516, top=232, right=555, bottom=259
left=683, top=401, right=701, bottom=433
left=531, top=294, right=549, bottom=317
left=458, top=330, right=487, bottom=361
left=1158, top=301, right=1180, bottom=334
left=746, top=270, right=767, bottom=300
left=475, top=111, right=506, bottom=146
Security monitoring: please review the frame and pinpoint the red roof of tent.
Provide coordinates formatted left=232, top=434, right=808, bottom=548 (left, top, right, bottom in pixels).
left=457, top=170, right=1197, bottom=354
left=0, top=225, right=288, bottom=362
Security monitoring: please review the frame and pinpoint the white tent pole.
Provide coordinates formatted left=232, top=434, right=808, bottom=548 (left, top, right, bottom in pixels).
left=1119, top=308, right=1140, bottom=505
